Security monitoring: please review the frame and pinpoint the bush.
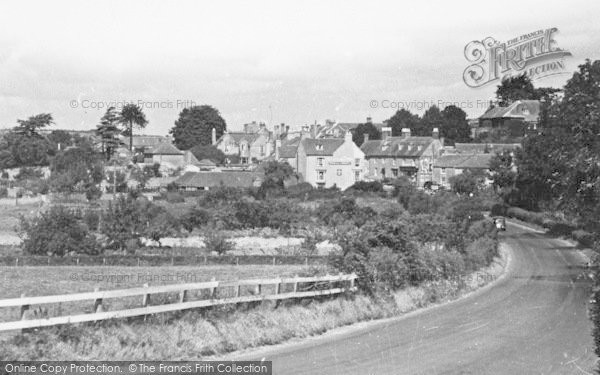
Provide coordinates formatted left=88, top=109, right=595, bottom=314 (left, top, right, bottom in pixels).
left=464, top=237, right=498, bottom=271
left=505, top=207, right=546, bottom=226
left=0, top=187, right=7, bottom=198
left=20, top=206, right=100, bottom=256
left=547, top=222, right=576, bottom=237
left=181, top=207, right=212, bottom=232
left=348, top=181, right=383, bottom=193
left=572, top=230, right=595, bottom=247
left=165, top=192, right=185, bottom=203
left=204, top=232, right=234, bottom=255
left=490, top=203, right=507, bottom=217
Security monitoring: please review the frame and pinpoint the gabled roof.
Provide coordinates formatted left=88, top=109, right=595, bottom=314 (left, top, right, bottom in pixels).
left=479, top=100, right=540, bottom=122
left=183, top=150, right=200, bottom=164
left=301, top=138, right=344, bottom=156
left=173, top=171, right=261, bottom=188
left=361, top=136, right=435, bottom=158
left=316, top=121, right=385, bottom=138
left=129, top=135, right=171, bottom=148
left=434, top=153, right=493, bottom=169
left=145, top=142, right=183, bottom=155
left=220, top=132, right=263, bottom=144
left=197, top=159, right=217, bottom=166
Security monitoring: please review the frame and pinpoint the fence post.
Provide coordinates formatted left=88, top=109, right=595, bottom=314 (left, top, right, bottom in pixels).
left=272, top=257, right=276, bottom=267
left=179, top=290, right=187, bottom=303
left=293, top=275, right=298, bottom=293
left=256, top=282, right=261, bottom=295
left=236, top=282, right=241, bottom=298
left=350, top=274, right=356, bottom=290
left=142, top=283, right=151, bottom=307
left=20, top=293, right=30, bottom=320
left=210, top=277, right=217, bottom=299
left=93, top=287, right=104, bottom=313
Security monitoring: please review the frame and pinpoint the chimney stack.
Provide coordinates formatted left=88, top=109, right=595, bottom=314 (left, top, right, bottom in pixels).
left=211, top=128, right=217, bottom=145
left=363, top=133, right=369, bottom=143
left=344, top=130, right=353, bottom=142
left=366, top=117, right=372, bottom=124
left=401, top=128, right=411, bottom=138
left=244, top=123, right=249, bottom=133
left=381, top=126, right=392, bottom=140
left=432, top=127, right=439, bottom=139
left=275, top=139, right=281, bottom=160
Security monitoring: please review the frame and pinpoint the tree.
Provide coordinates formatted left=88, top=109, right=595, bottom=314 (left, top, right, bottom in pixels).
left=20, top=206, right=100, bottom=256
left=440, top=105, right=471, bottom=145
left=49, top=144, right=104, bottom=197
left=170, top=105, right=227, bottom=150
left=119, top=104, right=148, bottom=151
left=449, top=171, right=480, bottom=195
left=260, top=160, right=296, bottom=189
left=385, top=109, right=421, bottom=136
left=421, top=106, right=443, bottom=136
left=495, top=73, right=560, bottom=107
left=189, top=144, right=226, bottom=164
left=2, top=130, right=53, bottom=167
left=352, top=122, right=381, bottom=146
left=96, top=107, right=122, bottom=160
left=47, top=130, right=72, bottom=150
left=14, top=113, right=54, bottom=138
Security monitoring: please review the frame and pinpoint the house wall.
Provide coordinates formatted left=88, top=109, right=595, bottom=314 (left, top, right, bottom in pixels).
left=298, top=139, right=365, bottom=190
left=215, top=134, right=240, bottom=155
left=152, top=154, right=185, bottom=168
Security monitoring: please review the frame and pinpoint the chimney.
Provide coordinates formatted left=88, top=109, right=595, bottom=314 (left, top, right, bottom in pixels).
left=259, top=122, right=266, bottom=130
left=381, top=126, right=392, bottom=140
left=363, top=133, right=369, bottom=143
left=310, top=124, right=316, bottom=138
left=344, top=130, right=353, bottom=142
left=211, top=128, right=217, bottom=145
left=275, top=139, right=281, bottom=160
left=244, top=123, right=249, bottom=133
left=366, top=117, right=372, bottom=124
left=401, top=128, right=411, bottom=138
left=274, top=124, right=280, bottom=137
left=285, top=125, right=290, bottom=135
left=432, top=127, right=439, bottom=139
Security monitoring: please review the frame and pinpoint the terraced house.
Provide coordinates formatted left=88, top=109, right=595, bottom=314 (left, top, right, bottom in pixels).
left=296, top=131, right=365, bottom=190
left=360, top=127, right=443, bottom=188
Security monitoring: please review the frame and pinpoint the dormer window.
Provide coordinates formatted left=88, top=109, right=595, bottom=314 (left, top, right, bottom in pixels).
left=316, top=144, right=324, bottom=151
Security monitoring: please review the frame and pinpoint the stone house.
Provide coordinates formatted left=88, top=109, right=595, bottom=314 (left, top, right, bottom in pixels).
left=360, top=127, right=443, bottom=188
left=214, top=122, right=274, bottom=164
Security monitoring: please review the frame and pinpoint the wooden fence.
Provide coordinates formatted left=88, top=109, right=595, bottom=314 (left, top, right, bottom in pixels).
left=0, top=273, right=357, bottom=332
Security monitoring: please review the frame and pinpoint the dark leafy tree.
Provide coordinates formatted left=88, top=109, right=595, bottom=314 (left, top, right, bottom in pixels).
left=170, top=105, right=227, bottom=150
left=440, top=105, right=471, bottom=145
left=495, top=73, right=560, bottom=107
left=421, top=106, right=443, bottom=136
left=47, top=130, right=72, bottom=150
left=14, top=113, right=54, bottom=138
left=119, top=104, right=148, bottom=151
left=386, top=109, right=422, bottom=136
left=96, top=107, right=122, bottom=160
left=352, top=122, right=381, bottom=146
left=49, top=144, right=104, bottom=198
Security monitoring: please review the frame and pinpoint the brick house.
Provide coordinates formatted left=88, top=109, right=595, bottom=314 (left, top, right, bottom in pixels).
left=360, top=127, right=443, bottom=188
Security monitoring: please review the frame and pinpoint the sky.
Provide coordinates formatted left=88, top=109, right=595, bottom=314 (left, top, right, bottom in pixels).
left=0, top=0, right=599, bottom=134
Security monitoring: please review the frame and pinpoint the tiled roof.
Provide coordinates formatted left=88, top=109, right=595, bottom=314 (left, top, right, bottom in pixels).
left=183, top=150, right=200, bottom=164
left=361, top=136, right=434, bottom=158
left=197, top=159, right=217, bottom=166
left=454, top=143, right=521, bottom=154
left=145, top=142, right=183, bottom=155
left=279, top=137, right=301, bottom=158
left=130, top=135, right=170, bottom=147
left=434, top=154, right=493, bottom=169
left=479, top=100, right=540, bottom=122
left=301, top=138, right=344, bottom=156
left=173, top=171, right=262, bottom=188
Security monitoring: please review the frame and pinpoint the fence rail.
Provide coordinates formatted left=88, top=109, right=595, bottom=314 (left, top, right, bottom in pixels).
left=0, top=273, right=357, bottom=332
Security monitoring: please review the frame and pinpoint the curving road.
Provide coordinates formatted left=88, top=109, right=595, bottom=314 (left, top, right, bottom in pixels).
left=237, top=223, right=597, bottom=374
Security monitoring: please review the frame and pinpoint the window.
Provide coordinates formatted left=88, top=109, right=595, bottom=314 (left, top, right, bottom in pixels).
left=392, top=168, right=398, bottom=177
left=317, top=157, right=324, bottom=167
left=381, top=168, right=386, bottom=178
left=354, top=171, right=360, bottom=181
left=260, top=145, right=265, bottom=156
left=354, top=158, right=360, bottom=167
left=429, top=163, right=432, bottom=172
left=241, top=143, right=246, bottom=151
left=317, top=171, right=325, bottom=181
left=337, top=169, right=342, bottom=176
left=441, top=168, right=446, bottom=174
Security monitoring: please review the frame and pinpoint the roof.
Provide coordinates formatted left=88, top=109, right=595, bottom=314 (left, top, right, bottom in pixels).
left=479, top=100, right=540, bottom=122
left=130, top=135, right=170, bottom=148
left=173, top=171, right=262, bottom=188
left=197, top=159, right=217, bottom=166
left=183, top=150, right=200, bottom=164
left=434, top=154, right=493, bottom=169
left=453, top=143, right=521, bottom=154
left=279, top=137, right=301, bottom=158
left=145, top=142, right=183, bottom=155
left=301, top=138, right=344, bottom=156
left=316, top=121, right=385, bottom=138
left=361, top=136, right=435, bottom=158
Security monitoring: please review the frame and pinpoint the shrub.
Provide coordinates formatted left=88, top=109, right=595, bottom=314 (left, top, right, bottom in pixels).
left=464, top=237, right=498, bottom=271
left=490, top=203, right=507, bottom=217
left=0, top=187, right=7, bottom=198
left=505, top=207, right=546, bottom=226
left=181, top=207, right=212, bottom=232
left=204, top=232, right=234, bottom=255
left=348, top=181, right=384, bottom=193
left=20, top=206, right=100, bottom=256
left=547, top=222, right=576, bottom=237
left=572, top=230, right=595, bottom=247
left=83, top=209, right=100, bottom=231
left=165, top=192, right=185, bottom=203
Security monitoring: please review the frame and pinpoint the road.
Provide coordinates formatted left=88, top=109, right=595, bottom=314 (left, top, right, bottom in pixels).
left=237, top=223, right=597, bottom=374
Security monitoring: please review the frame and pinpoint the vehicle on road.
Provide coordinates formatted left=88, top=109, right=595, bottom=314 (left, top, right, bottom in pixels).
left=493, top=216, right=506, bottom=231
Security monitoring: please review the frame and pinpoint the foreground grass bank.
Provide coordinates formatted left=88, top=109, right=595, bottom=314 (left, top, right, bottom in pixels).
left=0, top=245, right=509, bottom=360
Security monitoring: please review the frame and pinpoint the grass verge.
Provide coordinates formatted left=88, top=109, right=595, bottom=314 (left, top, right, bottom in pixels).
left=0, top=245, right=509, bottom=360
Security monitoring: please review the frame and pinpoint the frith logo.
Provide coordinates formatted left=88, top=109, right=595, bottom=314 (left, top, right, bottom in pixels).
left=463, top=28, right=572, bottom=88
